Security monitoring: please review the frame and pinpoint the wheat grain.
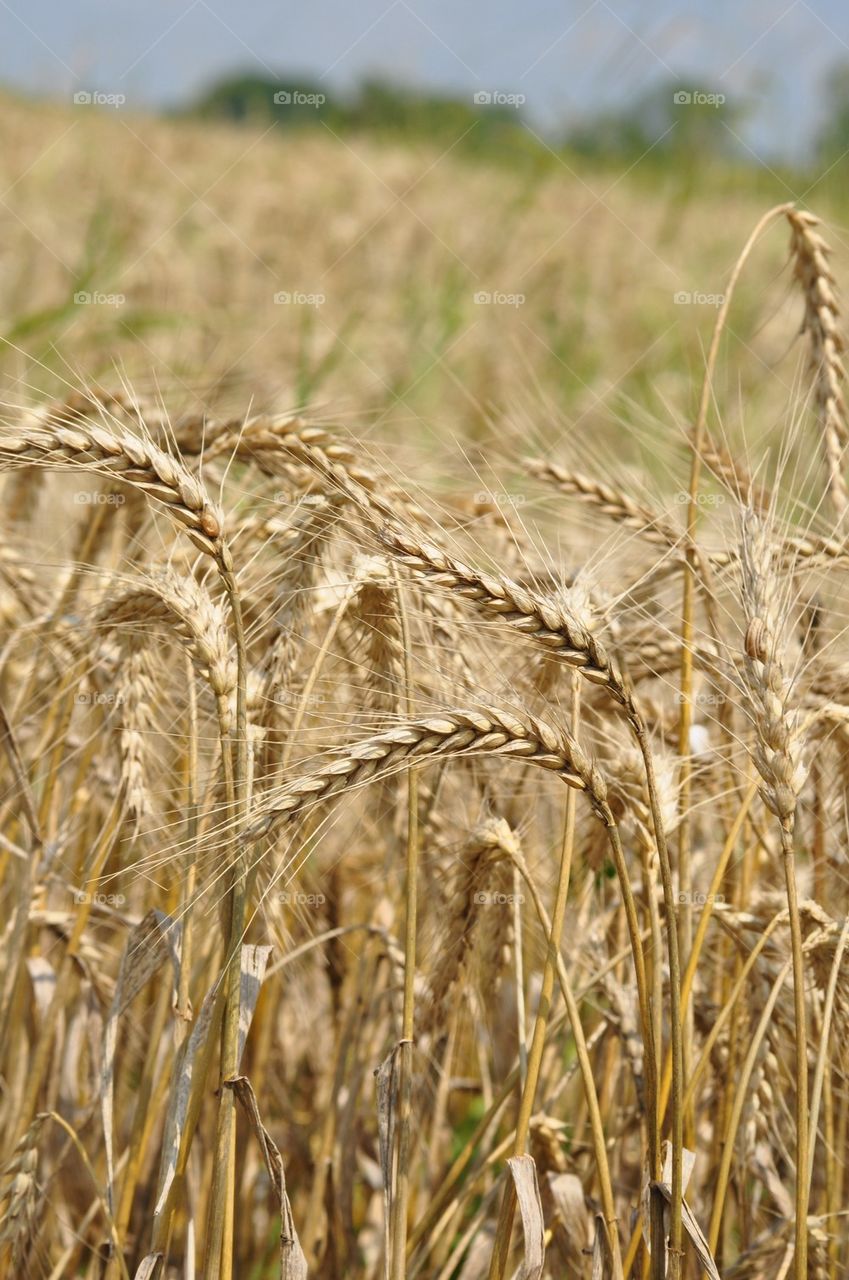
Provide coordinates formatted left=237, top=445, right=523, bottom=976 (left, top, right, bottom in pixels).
left=740, top=513, right=808, bottom=824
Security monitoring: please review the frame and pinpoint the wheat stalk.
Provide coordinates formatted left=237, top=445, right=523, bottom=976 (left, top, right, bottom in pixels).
left=739, top=509, right=810, bottom=1280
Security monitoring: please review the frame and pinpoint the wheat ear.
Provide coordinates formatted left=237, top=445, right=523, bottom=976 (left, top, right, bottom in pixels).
left=245, top=706, right=604, bottom=841
left=203, top=414, right=426, bottom=523
left=97, top=573, right=237, bottom=733
left=524, top=456, right=682, bottom=549
left=787, top=209, right=849, bottom=518
left=0, top=423, right=226, bottom=562
left=377, top=524, right=621, bottom=692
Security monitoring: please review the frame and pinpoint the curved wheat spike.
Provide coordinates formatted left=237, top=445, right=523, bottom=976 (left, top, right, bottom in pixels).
left=0, top=422, right=227, bottom=564
left=245, top=705, right=606, bottom=843
left=524, top=456, right=682, bottom=549
left=787, top=208, right=849, bottom=519
left=377, top=524, right=621, bottom=694
left=202, top=413, right=428, bottom=524
left=97, top=572, right=237, bottom=734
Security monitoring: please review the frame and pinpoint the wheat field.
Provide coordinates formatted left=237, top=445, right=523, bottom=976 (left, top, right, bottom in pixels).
left=0, top=98, right=848, bottom=1280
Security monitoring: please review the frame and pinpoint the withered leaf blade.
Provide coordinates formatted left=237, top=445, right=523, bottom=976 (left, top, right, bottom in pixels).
left=592, top=1212, right=611, bottom=1279
left=132, top=1254, right=162, bottom=1280
left=375, top=1045, right=399, bottom=1275
left=644, top=1144, right=720, bottom=1280
left=152, top=982, right=220, bottom=1225
left=506, top=1154, right=545, bottom=1280
left=544, top=1169, right=589, bottom=1269
left=237, top=943, right=273, bottom=1065
left=101, top=909, right=181, bottom=1214
left=228, top=1074, right=307, bottom=1279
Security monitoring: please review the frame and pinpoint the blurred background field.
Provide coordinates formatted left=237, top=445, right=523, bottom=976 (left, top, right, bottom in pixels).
left=2, top=69, right=848, bottom=494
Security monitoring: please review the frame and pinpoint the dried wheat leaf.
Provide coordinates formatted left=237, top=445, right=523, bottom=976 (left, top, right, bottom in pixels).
left=101, top=910, right=181, bottom=1213
left=25, top=956, right=56, bottom=1022
left=228, top=1074, right=307, bottom=1279
left=644, top=1145, right=720, bottom=1280
left=375, top=1045, right=400, bottom=1272
left=152, top=982, right=221, bottom=1225
left=506, top=1154, right=545, bottom=1280
left=152, top=943, right=269, bottom=1234
left=237, top=943, right=273, bottom=1065
left=132, top=1254, right=163, bottom=1279
left=592, top=1211, right=612, bottom=1279
left=544, top=1170, right=591, bottom=1272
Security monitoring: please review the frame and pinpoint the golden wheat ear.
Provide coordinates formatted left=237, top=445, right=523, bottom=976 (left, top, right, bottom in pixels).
left=787, top=209, right=849, bottom=519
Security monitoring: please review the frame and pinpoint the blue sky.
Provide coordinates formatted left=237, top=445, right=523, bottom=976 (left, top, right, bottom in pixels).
left=3, top=1, right=849, bottom=158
